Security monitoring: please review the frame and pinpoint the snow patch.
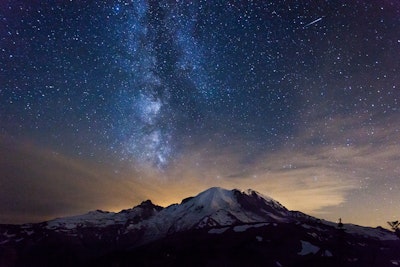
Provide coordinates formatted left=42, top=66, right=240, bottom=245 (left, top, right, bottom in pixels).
left=208, top=227, right=229, bottom=234
left=233, top=225, right=252, bottom=232
left=347, top=258, right=358, bottom=262
left=323, top=221, right=397, bottom=241
left=346, top=225, right=398, bottom=241
left=3, top=232, right=16, bottom=238
left=324, top=250, right=333, bottom=257
left=298, top=240, right=319, bottom=255
left=308, top=232, right=319, bottom=239
left=233, top=223, right=269, bottom=232
left=24, top=230, right=34, bottom=236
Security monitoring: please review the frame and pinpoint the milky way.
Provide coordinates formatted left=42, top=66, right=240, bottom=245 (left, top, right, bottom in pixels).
left=1, top=1, right=400, bottom=226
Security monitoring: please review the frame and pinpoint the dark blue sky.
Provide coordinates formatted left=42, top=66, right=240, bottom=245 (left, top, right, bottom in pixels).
left=1, top=0, right=399, bottom=226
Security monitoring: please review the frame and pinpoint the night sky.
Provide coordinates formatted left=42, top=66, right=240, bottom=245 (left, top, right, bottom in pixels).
left=1, top=0, right=399, bottom=227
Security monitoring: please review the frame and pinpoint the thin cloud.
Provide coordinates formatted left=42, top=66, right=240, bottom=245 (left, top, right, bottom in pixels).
left=0, top=138, right=151, bottom=223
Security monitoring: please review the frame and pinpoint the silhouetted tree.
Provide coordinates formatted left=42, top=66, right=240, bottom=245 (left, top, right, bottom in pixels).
left=387, top=221, right=400, bottom=238
left=388, top=220, right=400, bottom=231
left=338, top=218, right=344, bottom=229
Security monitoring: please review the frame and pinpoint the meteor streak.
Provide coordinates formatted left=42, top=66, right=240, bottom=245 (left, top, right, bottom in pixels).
left=303, top=17, right=323, bottom=28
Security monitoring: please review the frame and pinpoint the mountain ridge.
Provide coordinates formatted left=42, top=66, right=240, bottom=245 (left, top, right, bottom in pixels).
left=1, top=187, right=399, bottom=267
left=1, top=187, right=396, bottom=241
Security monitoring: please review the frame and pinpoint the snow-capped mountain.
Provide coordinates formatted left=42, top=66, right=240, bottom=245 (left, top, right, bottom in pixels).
left=1, top=187, right=399, bottom=267
left=32, top=187, right=294, bottom=243
left=146, top=187, right=291, bottom=235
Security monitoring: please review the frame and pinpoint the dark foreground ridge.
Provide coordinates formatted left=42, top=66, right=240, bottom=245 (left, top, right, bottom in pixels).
left=1, top=187, right=399, bottom=267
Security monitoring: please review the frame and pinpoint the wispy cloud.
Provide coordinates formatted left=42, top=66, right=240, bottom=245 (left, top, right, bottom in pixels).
left=160, top=113, right=400, bottom=226
left=0, top=138, right=153, bottom=223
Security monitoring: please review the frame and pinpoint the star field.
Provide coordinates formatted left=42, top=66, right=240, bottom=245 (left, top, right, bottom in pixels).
left=1, top=0, right=399, bottom=226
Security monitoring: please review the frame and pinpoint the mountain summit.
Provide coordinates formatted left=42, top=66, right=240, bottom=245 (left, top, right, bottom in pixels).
left=1, top=187, right=398, bottom=267
left=152, top=187, right=292, bottom=234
